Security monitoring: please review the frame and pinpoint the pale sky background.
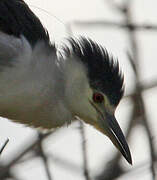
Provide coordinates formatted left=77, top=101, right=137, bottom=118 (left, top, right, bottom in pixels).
left=0, top=0, right=157, bottom=180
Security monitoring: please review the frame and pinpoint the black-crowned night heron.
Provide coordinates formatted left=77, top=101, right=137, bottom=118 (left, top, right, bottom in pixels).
left=0, top=0, right=132, bottom=164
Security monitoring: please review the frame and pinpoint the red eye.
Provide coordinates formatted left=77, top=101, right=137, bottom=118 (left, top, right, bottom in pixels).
left=93, top=93, right=104, bottom=103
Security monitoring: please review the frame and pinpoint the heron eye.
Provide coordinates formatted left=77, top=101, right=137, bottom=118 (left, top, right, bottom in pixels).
left=93, top=93, right=104, bottom=103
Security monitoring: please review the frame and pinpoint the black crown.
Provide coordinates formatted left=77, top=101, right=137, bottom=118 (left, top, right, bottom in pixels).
left=64, top=37, right=124, bottom=106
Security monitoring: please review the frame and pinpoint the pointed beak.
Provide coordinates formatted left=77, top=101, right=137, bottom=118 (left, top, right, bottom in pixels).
left=98, top=111, right=132, bottom=164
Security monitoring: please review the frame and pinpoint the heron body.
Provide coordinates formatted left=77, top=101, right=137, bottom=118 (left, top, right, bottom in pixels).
left=0, top=0, right=132, bottom=164
left=0, top=33, right=70, bottom=128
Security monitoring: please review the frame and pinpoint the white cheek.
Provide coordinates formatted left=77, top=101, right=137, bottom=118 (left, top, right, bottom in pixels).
left=76, top=99, right=97, bottom=123
left=63, top=58, right=97, bottom=122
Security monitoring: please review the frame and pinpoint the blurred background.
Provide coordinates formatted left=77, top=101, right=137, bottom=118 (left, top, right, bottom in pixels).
left=0, top=0, right=157, bottom=179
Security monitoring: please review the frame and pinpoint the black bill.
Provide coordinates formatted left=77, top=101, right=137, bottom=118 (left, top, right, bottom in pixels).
left=105, top=112, right=132, bottom=164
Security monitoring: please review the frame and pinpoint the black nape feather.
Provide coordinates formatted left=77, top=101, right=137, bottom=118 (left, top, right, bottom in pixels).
left=64, top=37, right=124, bottom=106
left=0, top=0, right=50, bottom=46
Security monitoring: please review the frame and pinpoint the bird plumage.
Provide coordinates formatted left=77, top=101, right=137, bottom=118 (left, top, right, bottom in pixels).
left=0, top=0, right=132, bottom=164
left=0, top=0, right=66, bottom=128
left=0, top=33, right=68, bottom=128
left=0, top=0, right=50, bottom=46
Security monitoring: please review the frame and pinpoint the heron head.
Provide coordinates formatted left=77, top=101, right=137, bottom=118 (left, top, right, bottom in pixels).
left=63, top=37, right=132, bottom=164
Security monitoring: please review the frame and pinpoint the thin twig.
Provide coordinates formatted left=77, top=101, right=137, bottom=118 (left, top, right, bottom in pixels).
left=79, top=121, right=91, bottom=180
left=126, top=4, right=156, bottom=178
left=0, top=138, right=9, bottom=155
left=0, top=131, right=53, bottom=179
left=37, top=133, right=53, bottom=180
left=72, top=20, right=157, bottom=31
left=124, top=79, right=157, bottom=99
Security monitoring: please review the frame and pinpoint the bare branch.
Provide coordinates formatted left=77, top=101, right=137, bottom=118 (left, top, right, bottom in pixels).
left=0, top=138, right=9, bottom=155
left=125, top=4, right=156, bottom=179
left=36, top=133, right=53, bottom=180
left=72, top=20, right=157, bottom=31
left=79, top=121, right=91, bottom=180
left=0, top=131, right=53, bottom=179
